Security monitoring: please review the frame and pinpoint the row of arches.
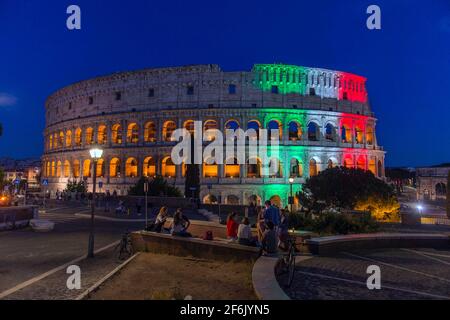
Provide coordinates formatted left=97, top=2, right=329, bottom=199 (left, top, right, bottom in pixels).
left=46, top=118, right=375, bottom=150
left=43, top=155, right=383, bottom=179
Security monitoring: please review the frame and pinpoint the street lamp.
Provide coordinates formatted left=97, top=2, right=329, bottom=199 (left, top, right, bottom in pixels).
left=87, top=147, right=103, bottom=258
left=417, top=204, right=423, bottom=215
left=288, top=177, right=294, bottom=212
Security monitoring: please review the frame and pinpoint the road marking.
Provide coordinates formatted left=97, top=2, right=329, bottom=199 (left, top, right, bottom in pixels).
left=401, top=249, right=450, bottom=266
left=342, top=252, right=450, bottom=284
left=296, top=270, right=450, bottom=300
left=74, top=213, right=145, bottom=222
left=0, top=240, right=119, bottom=300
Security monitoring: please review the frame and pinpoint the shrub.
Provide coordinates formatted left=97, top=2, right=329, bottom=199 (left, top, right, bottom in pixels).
left=65, top=179, right=87, bottom=193
left=128, top=175, right=182, bottom=197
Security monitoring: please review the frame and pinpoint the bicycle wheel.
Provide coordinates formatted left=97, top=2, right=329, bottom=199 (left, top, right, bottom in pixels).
left=287, top=251, right=296, bottom=287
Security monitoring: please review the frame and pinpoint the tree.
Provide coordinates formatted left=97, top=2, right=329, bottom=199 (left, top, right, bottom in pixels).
left=447, top=171, right=450, bottom=219
left=65, top=179, right=87, bottom=193
left=298, top=167, right=400, bottom=221
left=128, top=175, right=181, bottom=197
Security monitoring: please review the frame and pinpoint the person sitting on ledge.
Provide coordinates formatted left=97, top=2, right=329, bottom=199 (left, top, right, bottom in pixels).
left=261, top=221, right=278, bottom=255
left=226, top=212, right=239, bottom=240
left=237, top=217, right=257, bottom=247
left=170, top=208, right=192, bottom=237
left=154, top=206, right=169, bottom=233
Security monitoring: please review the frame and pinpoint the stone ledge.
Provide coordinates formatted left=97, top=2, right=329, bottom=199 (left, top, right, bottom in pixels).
left=252, top=256, right=290, bottom=300
left=306, top=233, right=450, bottom=255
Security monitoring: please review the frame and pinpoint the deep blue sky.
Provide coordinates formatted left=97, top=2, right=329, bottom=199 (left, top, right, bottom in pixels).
left=0, top=0, right=449, bottom=167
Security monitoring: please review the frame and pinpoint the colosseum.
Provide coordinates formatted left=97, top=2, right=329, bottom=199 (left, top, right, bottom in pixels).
left=42, top=63, right=385, bottom=207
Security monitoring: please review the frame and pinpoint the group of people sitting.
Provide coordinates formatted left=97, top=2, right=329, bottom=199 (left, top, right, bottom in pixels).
left=226, top=200, right=289, bottom=255
left=150, top=206, right=192, bottom=237
left=148, top=201, right=288, bottom=255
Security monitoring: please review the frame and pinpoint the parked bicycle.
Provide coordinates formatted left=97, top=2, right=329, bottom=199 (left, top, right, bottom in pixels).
left=115, top=230, right=133, bottom=260
left=281, top=236, right=312, bottom=287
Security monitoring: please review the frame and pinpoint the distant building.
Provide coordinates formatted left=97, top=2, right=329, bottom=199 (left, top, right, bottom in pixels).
left=0, top=158, right=41, bottom=187
left=416, top=164, right=449, bottom=201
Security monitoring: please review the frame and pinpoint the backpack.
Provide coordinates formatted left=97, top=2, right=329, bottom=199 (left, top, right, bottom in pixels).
left=202, top=230, right=213, bottom=240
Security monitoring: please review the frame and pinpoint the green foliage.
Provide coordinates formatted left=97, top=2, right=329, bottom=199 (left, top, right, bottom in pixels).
left=288, top=211, right=379, bottom=235
left=0, top=167, right=5, bottom=190
left=65, top=179, right=87, bottom=193
left=447, top=172, right=450, bottom=219
left=128, top=175, right=182, bottom=197
left=298, top=167, right=399, bottom=221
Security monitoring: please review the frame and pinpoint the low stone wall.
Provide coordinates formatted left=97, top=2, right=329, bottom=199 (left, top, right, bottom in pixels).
left=0, top=206, right=37, bottom=231
left=125, top=196, right=194, bottom=209
left=131, top=231, right=261, bottom=262
left=305, top=233, right=450, bottom=255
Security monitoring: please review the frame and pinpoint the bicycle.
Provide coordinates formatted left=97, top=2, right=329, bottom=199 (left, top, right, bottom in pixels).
left=115, top=231, right=133, bottom=260
left=282, top=236, right=297, bottom=287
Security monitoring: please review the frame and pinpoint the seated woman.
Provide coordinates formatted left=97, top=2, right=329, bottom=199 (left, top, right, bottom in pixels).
left=226, top=212, right=239, bottom=240
left=153, top=206, right=168, bottom=233
left=170, top=208, right=192, bottom=237
left=237, top=217, right=257, bottom=246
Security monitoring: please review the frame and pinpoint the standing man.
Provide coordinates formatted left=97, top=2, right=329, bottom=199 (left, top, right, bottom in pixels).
left=263, top=200, right=280, bottom=229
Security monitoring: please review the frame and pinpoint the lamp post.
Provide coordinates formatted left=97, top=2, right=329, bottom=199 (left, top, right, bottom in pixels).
left=417, top=204, right=423, bottom=215
left=288, top=177, right=294, bottom=212
left=144, top=177, right=149, bottom=230
left=87, top=147, right=103, bottom=258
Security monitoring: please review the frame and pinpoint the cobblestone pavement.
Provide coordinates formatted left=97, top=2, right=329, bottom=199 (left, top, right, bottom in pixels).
left=0, top=205, right=142, bottom=298
left=278, top=248, right=450, bottom=300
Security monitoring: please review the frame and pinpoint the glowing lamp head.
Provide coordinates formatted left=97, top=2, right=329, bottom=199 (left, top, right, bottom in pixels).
left=89, top=147, right=103, bottom=159
left=289, top=177, right=294, bottom=183
left=417, top=205, right=423, bottom=211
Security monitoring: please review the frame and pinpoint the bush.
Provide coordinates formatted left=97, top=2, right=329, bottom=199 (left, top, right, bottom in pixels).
left=65, top=179, right=87, bottom=193
left=288, top=211, right=379, bottom=235
left=128, top=176, right=182, bottom=197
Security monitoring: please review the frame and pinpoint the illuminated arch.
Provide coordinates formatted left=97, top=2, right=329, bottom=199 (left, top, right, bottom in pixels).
left=56, top=161, right=62, bottom=177
left=49, top=135, right=53, bottom=150
left=59, top=132, right=65, bottom=147
left=203, top=157, right=218, bottom=178
left=143, top=157, right=156, bottom=177
left=247, top=120, right=261, bottom=140
left=309, top=158, right=318, bottom=177
left=53, top=133, right=58, bottom=148
left=46, top=161, right=51, bottom=177
left=224, top=119, right=240, bottom=131
left=355, top=126, right=363, bottom=144
left=66, top=130, right=72, bottom=147
left=127, top=123, right=139, bottom=143
left=344, top=155, right=354, bottom=168
left=96, top=159, right=105, bottom=177
left=125, top=157, right=138, bottom=177
left=368, top=158, right=376, bottom=175
left=225, top=194, right=240, bottom=205
left=247, top=157, right=262, bottom=178
left=183, top=120, right=195, bottom=135
left=225, top=157, right=240, bottom=178
left=357, top=155, right=366, bottom=170
left=203, top=194, right=218, bottom=204
left=51, top=161, right=56, bottom=177
left=269, top=157, right=283, bottom=178
left=73, top=160, right=80, bottom=178
left=325, top=123, right=336, bottom=141
left=377, top=160, right=383, bottom=178
left=111, top=124, right=122, bottom=144
left=63, top=160, right=70, bottom=178
left=75, top=128, right=82, bottom=146
left=98, top=125, right=107, bottom=144
left=83, top=159, right=91, bottom=177
left=203, top=120, right=218, bottom=141
left=341, top=124, right=352, bottom=143
left=267, top=119, right=282, bottom=140
left=162, top=121, right=177, bottom=142
left=290, top=158, right=303, bottom=177
left=308, top=122, right=320, bottom=141
left=269, top=195, right=282, bottom=208
left=436, top=183, right=447, bottom=197
left=161, top=156, right=175, bottom=178
left=327, top=157, right=338, bottom=169
left=109, top=158, right=121, bottom=178
left=144, top=121, right=156, bottom=142
left=85, top=127, right=94, bottom=145
left=288, top=121, right=302, bottom=141
left=366, top=126, right=374, bottom=145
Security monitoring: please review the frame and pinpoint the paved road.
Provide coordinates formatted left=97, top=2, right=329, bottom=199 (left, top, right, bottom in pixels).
left=279, top=248, right=450, bottom=300
left=0, top=205, right=143, bottom=296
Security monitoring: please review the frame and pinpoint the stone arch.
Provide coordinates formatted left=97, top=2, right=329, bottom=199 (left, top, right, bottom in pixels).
left=143, top=156, right=156, bottom=177
left=111, top=124, right=122, bottom=144
left=144, top=121, right=157, bottom=142
left=309, top=158, right=319, bottom=177
left=225, top=157, right=240, bottom=178
left=98, top=125, right=107, bottom=144
left=377, top=160, right=383, bottom=178
left=325, top=123, right=336, bottom=141
left=161, top=156, right=175, bottom=178
left=203, top=119, right=218, bottom=141
left=247, top=157, right=262, bottom=178
left=127, top=123, right=139, bottom=143
left=203, top=194, right=218, bottom=204
left=267, top=119, right=282, bottom=140
left=96, top=159, right=105, bottom=177
left=269, top=195, right=282, bottom=208
left=225, top=194, right=240, bottom=205
left=125, top=157, right=138, bottom=177
left=85, top=127, right=94, bottom=145
left=66, top=130, right=72, bottom=147
left=73, top=159, right=80, bottom=178
left=290, top=158, right=303, bottom=177
left=63, top=160, right=71, bottom=178
left=203, top=156, right=218, bottom=178
left=83, top=159, right=91, bottom=177
left=162, top=120, right=177, bottom=142
left=357, top=155, right=366, bottom=170
left=307, top=121, right=320, bottom=141
left=224, top=119, right=240, bottom=131
left=74, top=127, right=82, bottom=146
left=288, top=121, right=302, bottom=141
left=109, top=157, right=121, bottom=178
left=344, top=155, right=354, bottom=168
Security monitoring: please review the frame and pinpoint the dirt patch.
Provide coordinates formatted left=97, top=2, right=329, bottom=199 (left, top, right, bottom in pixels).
left=89, top=253, right=257, bottom=300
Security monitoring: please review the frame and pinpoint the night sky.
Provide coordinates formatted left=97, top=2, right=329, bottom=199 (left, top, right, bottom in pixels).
left=0, top=0, right=449, bottom=167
